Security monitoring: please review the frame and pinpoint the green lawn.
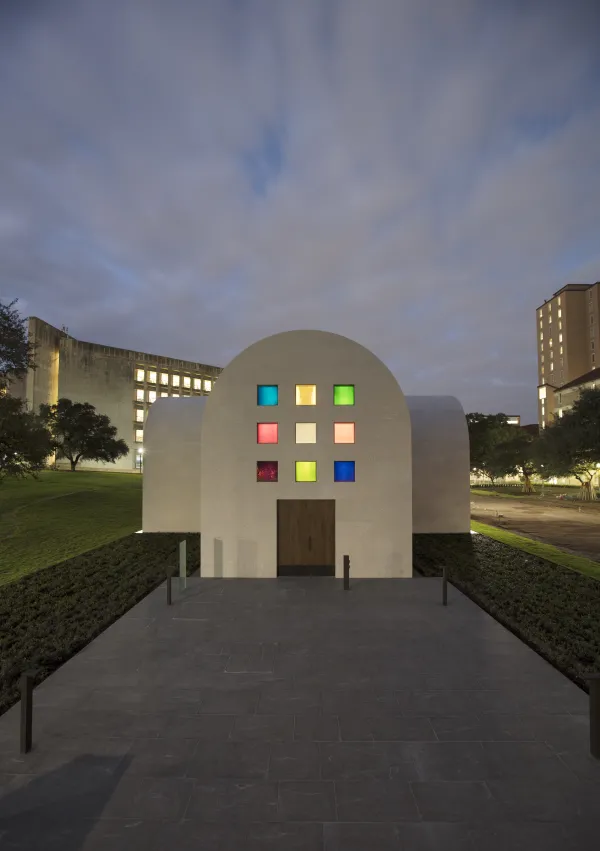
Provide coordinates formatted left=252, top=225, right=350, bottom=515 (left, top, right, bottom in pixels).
left=471, top=519, right=600, bottom=581
left=0, top=470, right=143, bottom=587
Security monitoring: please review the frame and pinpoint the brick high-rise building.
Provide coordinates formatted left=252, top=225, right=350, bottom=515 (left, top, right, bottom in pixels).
left=536, top=282, right=600, bottom=427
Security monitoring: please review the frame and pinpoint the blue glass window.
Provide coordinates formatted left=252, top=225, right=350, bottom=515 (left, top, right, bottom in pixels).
left=334, top=460, right=355, bottom=482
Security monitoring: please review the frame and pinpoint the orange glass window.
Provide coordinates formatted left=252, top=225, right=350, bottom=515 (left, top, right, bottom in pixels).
left=334, top=422, right=355, bottom=444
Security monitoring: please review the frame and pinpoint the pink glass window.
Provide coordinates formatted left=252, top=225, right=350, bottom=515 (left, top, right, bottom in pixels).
left=257, top=422, right=278, bottom=444
left=257, top=461, right=278, bottom=482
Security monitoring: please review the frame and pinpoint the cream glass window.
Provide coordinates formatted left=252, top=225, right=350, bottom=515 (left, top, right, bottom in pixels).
left=148, top=371, right=157, bottom=384
left=160, top=392, right=168, bottom=397
left=148, top=390, right=156, bottom=403
left=135, top=429, right=143, bottom=442
left=135, top=409, right=144, bottom=422
left=194, top=378, right=201, bottom=390
left=204, top=379, right=212, bottom=391
left=172, top=392, right=180, bottom=397
left=135, top=369, right=144, bottom=382
left=160, top=373, right=168, bottom=385
left=172, top=375, right=180, bottom=387
left=183, top=376, right=191, bottom=388
left=136, top=389, right=144, bottom=402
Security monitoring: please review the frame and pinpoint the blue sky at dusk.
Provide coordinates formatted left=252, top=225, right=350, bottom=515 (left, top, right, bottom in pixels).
left=1, top=0, right=600, bottom=422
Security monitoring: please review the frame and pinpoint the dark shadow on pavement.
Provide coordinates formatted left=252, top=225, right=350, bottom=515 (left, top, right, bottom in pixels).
left=0, top=752, right=131, bottom=851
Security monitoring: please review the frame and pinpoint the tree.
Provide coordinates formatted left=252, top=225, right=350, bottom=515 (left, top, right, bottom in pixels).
left=495, top=427, right=540, bottom=493
left=0, top=395, right=55, bottom=482
left=0, top=299, right=37, bottom=392
left=39, top=398, right=129, bottom=472
left=466, top=413, right=518, bottom=484
left=536, top=388, right=600, bottom=500
left=0, top=299, right=54, bottom=482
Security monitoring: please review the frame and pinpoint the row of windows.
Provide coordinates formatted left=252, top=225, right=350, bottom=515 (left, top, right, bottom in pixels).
left=258, top=384, right=355, bottom=407
left=257, top=422, right=355, bottom=444
left=257, top=460, right=355, bottom=482
left=135, top=388, right=207, bottom=403
left=135, top=368, right=212, bottom=392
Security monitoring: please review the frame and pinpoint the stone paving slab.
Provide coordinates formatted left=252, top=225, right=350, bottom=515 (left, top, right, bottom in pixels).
left=0, top=576, right=599, bottom=850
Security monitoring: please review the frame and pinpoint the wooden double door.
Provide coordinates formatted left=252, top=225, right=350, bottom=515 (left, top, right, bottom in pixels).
left=277, top=499, right=335, bottom=576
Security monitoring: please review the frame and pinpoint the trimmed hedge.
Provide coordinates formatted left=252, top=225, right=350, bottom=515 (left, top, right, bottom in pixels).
left=0, top=533, right=199, bottom=716
left=413, top=533, right=600, bottom=692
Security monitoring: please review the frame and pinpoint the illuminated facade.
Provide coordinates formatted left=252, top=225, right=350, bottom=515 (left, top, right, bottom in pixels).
left=143, top=330, right=470, bottom=578
left=11, top=317, right=222, bottom=471
left=537, top=282, right=600, bottom=428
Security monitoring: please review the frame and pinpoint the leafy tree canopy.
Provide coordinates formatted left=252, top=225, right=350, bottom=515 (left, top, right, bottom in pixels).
left=39, top=398, right=129, bottom=472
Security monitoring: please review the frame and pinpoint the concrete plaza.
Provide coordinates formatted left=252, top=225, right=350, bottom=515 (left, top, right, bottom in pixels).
left=0, top=576, right=599, bottom=850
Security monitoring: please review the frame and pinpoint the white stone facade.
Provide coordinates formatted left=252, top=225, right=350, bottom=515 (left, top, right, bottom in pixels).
left=143, top=330, right=470, bottom=578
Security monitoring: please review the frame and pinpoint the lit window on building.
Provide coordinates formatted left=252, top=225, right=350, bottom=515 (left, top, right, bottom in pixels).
left=172, top=375, right=180, bottom=387
left=135, top=429, right=143, bottom=442
left=135, top=409, right=144, bottom=422
left=558, top=309, right=562, bottom=318
left=148, top=371, right=157, bottom=384
left=558, top=296, right=561, bottom=305
left=135, top=368, right=144, bottom=382
left=183, top=376, right=191, bottom=388
left=172, top=392, right=180, bottom=397
left=204, top=379, right=212, bottom=392
left=160, top=392, right=168, bottom=397
left=160, top=373, right=168, bottom=385
left=194, top=378, right=202, bottom=390
left=136, top=389, right=144, bottom=402
left=148, top=390, right=156, bottom=403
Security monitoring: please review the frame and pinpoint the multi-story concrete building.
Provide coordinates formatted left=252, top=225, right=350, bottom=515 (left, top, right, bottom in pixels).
left=536, top=281, right=600, bottom=427
left=10, top=317, right=222, bottom=471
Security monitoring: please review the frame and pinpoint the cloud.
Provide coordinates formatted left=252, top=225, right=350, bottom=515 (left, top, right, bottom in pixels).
left=1, top=0, right=599, bottom=422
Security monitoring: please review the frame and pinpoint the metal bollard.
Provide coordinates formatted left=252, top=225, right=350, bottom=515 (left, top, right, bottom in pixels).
left=20, top=672, right=33, bottom=754
left=442, top=564, right=448, bottom=606
left=589, top=674, right=600, bottom=759
left=343, top=555, right=350, bottom=591
left=179, top=539, right=187, bottom=592
left=167, top=568, right=173, bottom=606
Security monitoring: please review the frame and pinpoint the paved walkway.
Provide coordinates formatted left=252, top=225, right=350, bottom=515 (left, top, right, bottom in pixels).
left=0, top=577, right=599, bottom=850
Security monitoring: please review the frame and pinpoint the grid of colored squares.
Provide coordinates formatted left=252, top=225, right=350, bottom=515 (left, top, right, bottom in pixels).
left=257, top=384, right=355, bottom=406
left=257, top=423, right=355, bottom=444
left=257, top=461, right=355, bottom=482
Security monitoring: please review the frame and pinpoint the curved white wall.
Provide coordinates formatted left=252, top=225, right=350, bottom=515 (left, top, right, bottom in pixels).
left=199, top=330, right=412, bottom=578
left=405, top=395, right=470, bottom=533
left=142, top=397, right=205, bottom=532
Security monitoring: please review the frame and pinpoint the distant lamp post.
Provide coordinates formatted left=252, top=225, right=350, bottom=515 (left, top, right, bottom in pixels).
left=137, top=448, right=144, bottom=473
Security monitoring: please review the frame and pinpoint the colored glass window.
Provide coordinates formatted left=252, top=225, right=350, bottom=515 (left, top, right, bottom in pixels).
left=334, top=422, right=355, bottom=443
left=257, top=423, right=278, bottom=444
left=334, top=460, right=355, bottom=482
left=296, top=422, right=317, bottom=443
left=334, top=385, right=355, bottom=405
left=258, top=385, right=278, bottom=406
left=296, top=384, right=316, bottom=405
left=257, top=461, right=278, bottom=481
left=295, top=461, right=317, bottom=482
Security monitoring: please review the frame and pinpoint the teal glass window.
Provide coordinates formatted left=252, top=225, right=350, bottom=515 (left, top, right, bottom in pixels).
left=257, top=385, right=278, bottom=406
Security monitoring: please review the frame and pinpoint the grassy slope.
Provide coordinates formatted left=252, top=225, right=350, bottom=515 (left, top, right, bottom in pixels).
left=471, top=520, right=600, bottom=581
left=0, top=470, right=142, bottom=586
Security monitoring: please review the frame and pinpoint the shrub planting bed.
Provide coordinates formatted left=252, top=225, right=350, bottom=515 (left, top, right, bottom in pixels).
left=0, top=532, right=199, bottom=716
left=413, top=532, right=600, bottom=692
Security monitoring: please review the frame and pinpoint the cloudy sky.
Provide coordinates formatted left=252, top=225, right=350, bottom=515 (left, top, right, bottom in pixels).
left=2, top=0, right=599, bottom=422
